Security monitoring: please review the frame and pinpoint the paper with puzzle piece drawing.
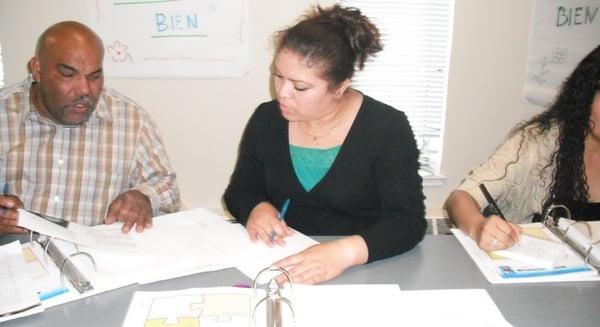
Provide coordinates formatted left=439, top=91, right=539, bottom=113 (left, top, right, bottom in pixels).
left=122, top=287, right=265, bottom=327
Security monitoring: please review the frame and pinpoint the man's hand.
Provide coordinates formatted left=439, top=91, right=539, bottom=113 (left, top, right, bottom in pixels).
left=104, top=190, right=153, bottom=233
left=0, top=195, right=27, bottom=234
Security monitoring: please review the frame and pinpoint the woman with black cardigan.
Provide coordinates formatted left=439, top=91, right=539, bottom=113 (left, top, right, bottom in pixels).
left=224, top=5, right=426, bottom=284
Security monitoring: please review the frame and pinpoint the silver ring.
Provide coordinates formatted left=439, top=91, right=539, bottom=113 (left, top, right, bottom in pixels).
left=492, top=238, right=498, bottom=250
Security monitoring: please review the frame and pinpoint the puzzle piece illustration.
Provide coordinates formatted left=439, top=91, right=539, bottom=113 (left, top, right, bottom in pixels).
left=146, top=295, right=204, bottom=325
left=144, top=317, right=199, bottom=327
left=190, top=294, right=251, bottom=322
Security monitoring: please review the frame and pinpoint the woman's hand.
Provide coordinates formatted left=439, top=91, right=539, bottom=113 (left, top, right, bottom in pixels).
left=273, top=235, right=368, bottom=284
left=472, top=215, right=522, bottom=251
left=246, top=201, right=294, bottom=246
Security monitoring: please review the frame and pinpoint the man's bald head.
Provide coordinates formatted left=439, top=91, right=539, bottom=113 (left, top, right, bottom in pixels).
left=35, top=21, right=104, bottom=59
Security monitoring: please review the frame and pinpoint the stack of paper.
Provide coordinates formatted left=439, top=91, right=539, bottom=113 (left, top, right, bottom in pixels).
left=193, top=210, right=319, bottom=278
left=4, top=207, right=319, bottom=322
left=492, top=234, right=567, bottom=269
left=0, top=241, right=43, bottom=322
left=452, top=224, right=600, bottom=284
left=121, top=286, right=512, bottom=327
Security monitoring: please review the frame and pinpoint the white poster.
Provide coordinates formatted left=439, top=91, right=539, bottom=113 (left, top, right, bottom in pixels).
left=524, top=0, right=600, bottom=106
left=87, top=0, right=249, bottom=78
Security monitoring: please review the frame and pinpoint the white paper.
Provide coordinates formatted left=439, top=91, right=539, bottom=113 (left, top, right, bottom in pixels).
left=285, top=284, right=402, bottom=326
left=452, top=226, right=600, bottom=284
left=17, top=209, right=137, bottom=251
left=492, top=234, right=568, bottom=269
left=8, top=209, right=236, bottom=315
left=50, top=209, right=232, bottom=286
left=195, top=210, right=319, bottom=279
left=395, top=289, right=512, bottom=327
left=0, top=241, right=42, bottom=320
left=122, top=287, right=263, bottom=327
left=122, top=285, right=510, bottom=327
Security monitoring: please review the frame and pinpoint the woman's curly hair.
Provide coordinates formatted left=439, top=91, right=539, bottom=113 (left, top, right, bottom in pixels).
left=512, top=44, right=600, bottom=213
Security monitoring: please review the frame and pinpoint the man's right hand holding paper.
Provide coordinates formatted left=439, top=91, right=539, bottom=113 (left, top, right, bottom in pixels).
left=0, top=195, right=27, bottom=234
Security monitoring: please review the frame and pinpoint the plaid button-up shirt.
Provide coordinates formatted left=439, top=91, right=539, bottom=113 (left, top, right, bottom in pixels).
left=0, top=78, right=181, bottom=225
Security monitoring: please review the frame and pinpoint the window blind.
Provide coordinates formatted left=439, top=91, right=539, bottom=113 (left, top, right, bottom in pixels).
left=339, top=0, right=455, bottom=178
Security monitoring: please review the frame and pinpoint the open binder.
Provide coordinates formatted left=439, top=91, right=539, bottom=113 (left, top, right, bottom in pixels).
left=452, top=203, right=600, bottom=284
left=34, top=233, right=95, bottom=294
left=542, top=204, right=600, bottom=270
left=121, top=266, right=405, bottom=327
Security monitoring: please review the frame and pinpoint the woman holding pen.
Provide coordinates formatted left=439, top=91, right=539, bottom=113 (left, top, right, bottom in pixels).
left=445, top=44, right=600, bottom=251
left=223, top=5, right=426, bottom=284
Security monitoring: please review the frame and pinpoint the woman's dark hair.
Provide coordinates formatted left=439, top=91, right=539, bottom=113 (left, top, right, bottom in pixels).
left=511, top=44, right=600, bottom=212
left=274, top=5, right=382, bottom=86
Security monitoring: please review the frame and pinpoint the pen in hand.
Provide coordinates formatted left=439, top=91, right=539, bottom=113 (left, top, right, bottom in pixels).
left=479, top=183, right=506, bottom=220
left=2, top=182, right=9, bottom=215
left=270, top=198, right=291, bottom=241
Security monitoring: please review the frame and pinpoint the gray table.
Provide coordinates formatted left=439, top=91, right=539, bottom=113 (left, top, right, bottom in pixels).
left=1, top=234, right=599, bottom=327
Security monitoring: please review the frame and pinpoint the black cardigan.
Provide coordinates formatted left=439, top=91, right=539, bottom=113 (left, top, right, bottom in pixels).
left=223, top=95, right=426, bottom=262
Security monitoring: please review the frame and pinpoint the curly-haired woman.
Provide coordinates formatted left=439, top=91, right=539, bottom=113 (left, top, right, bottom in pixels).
left=445, top=44, right=600, bottom=251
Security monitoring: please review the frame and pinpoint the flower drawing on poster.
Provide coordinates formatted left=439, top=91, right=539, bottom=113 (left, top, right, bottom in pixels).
left=524, top=1, right=600, bottom=106
left=86, top=0, right=249, bottom=78
left=532, top=47, right=568, bottom=85
left=107, top=41, right=133, bottom=63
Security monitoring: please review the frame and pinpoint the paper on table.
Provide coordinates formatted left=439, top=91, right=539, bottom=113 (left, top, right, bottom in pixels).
left=9, top=208, right=233, bottom=315
left=452, top=226, right=599, bottom=284
left=395, top=289, right=512, bottom=327
left=284, top=284, right=402, bottom=326
left=17, top=209, right=137, bottom=251
left=0, top=241, right=42, bottom=319
left=48, top=209, right=231, bottom=286
left=122, top=285, right=401, bottom=327
left=121, top=287, right=263, bottom=327
left=195, top=210, right=319, bottom=278
left=492, top=234, right=567, bottom=269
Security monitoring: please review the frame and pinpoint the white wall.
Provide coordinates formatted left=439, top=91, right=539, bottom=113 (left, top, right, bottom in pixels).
left=0, top=0, right=541, bottom=214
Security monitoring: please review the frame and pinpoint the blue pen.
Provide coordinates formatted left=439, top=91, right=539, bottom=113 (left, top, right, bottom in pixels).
left=39, top=287, right=70, bottom=301
left=270, top=198, right=291, bottom=241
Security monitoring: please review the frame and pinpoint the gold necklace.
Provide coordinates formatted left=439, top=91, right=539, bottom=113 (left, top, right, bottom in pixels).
left=297, top=121, right=341, bottom=145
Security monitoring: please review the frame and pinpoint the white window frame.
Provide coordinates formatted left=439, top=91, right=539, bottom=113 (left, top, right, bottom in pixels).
left=339, top=0, right=455, bottom=186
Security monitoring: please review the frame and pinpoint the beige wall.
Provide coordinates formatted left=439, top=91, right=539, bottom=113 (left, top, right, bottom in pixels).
left=0, top=0, right=541, bottom=214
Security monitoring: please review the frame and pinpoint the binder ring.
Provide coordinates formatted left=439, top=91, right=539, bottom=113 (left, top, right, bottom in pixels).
left=542, top=204, right=571, bottom=226
left=59, top=251, right=97, bottom=290
left=251, top=267, right=296, bottom=327
left=34, top=234, right=95, bottom=293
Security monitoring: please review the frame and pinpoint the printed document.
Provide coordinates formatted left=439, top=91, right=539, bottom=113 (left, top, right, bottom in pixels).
left=0, top=241, right=42, bottom=320
left=194, top=210, right=319, bottom=278
left=452, top=224, right=599, bottom=284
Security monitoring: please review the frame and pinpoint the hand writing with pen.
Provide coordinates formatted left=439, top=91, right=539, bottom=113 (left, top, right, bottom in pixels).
left=246, top=199, right=369, bottom=285
left=0, top=183, right=28, bottom=234
left=246, top=200, right=294, bottom=247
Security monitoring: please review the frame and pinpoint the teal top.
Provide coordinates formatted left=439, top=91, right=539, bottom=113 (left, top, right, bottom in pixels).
left=290, top=144, right=341, bottom=191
